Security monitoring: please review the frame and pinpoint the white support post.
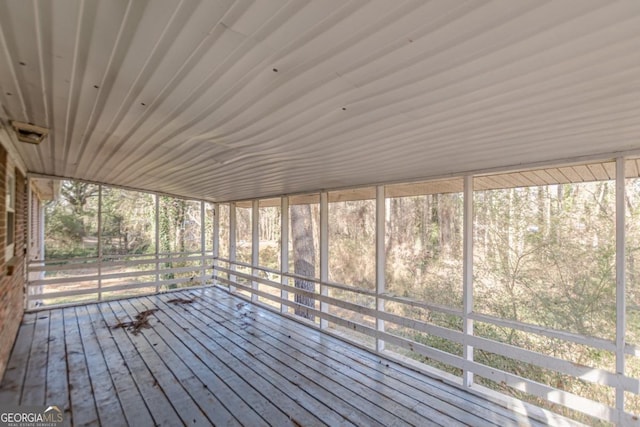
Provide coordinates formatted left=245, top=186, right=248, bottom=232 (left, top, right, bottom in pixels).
left=212, top=203, right=219, bottom=287
left=25, top=179, right=32, bottom=307
left=26, top=180, right=31, bottom=273
left=615, top=157, right=626, bottom=415
left=38, top=192, right=45, bottom=282
left=463, top=175, right=474, bottom=388
left=229, top=202, right=237, bottom=293
left=376, top=185, right=386, bottom=352
left=155, top=194, right=160, bottom=293
left=252, top=200, right=259, bottom=302
left=320, top=191, right=329, bottom=329
left=97, top=185, right=103, bottom=301
left=201, top=201, right=206, bottom=285
left=281, top=197, right=289, bottom=314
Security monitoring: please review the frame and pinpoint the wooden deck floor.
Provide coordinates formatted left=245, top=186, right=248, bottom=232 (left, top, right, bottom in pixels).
left=0, top=287, right=574, bottom=426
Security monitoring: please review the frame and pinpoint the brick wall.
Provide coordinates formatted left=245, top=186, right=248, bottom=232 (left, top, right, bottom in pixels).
left=0, top=145, right=26, bottom=379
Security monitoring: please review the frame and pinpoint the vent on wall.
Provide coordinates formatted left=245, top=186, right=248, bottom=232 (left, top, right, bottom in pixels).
left=11, top=121, right=48, bottom=144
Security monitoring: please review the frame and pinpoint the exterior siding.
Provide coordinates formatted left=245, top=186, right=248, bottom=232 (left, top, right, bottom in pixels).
left=0, top=144, right=26, bottom=379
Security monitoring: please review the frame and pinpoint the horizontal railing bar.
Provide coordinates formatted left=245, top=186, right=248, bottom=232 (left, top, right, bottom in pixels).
left=225, top=260, right=633, bottom=363
left=216, top=275, right=468, bottom=371
left=28, top=276, right=204, bottom=301
left=30, top=275, right=100, bottom=286
left=29, top=262, right=100, bottom=271
left=219, top=260, right=460, bottom=315
left=30, top=265, right=207, bottom=287
left=28, top=287, right=98, bottom=301
left=219, top=276, right=407, bottom=343
left=29, top=254, right=213, bottom=272
left=25, top=285, right=203, bottom=313
left=229, top=259, right=253, bottom=269
left=223, top=267, right=380, bottom=320
left=218, top=257, right=377, bottom=296
left=470, top=312, right=617, bottom=354
left=216, top=278, right=619, bottom=424
left=29, top=261, right=102, bottom=272
left=29, top=250, right=207, bottom=265
left=219, top=275, right=474, bottom=366
left=28, top=282, right=147, bottom=301
left=219, top=261, right=406, bottom=299
left=467, top=334, right=639, bottom=393
left=626, top=343, right=640, bottom=357
left=110, top=265, right=204, bottom=280
left=217, top=267, right=365, bottom=308
left=98, top=252, right=156, bottom=259
left=282, top=271, right=321, bottom=284
left=102, top=254, right=212, bottom=268
left=218, top=268, right=639, bottom=392
left=322, top=280, right=376, bottom=297
left=219, top=260, right=634, bottom=363
left=30, top=269, right=154, bottom=286
left=379, top=293, right=463, bottom=317
left=469, top=360, right=616, bottom=423
left=249, top=263, right=281, bottom=276
left=32, top=255, right=100, bottom=264
left=219, top=266, right=467, bottom=346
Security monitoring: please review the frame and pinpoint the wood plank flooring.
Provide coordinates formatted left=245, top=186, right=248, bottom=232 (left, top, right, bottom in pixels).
left=0, top=287, right=579, bottom=426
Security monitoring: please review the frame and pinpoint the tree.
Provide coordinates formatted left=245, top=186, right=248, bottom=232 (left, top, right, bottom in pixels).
left=44, top=180, right=99, bottom=257
left=159, top=196, right=188, bottom=285
left=60, top=181, right=98, bottom=215
left=290, top=204, right=316, bottom=321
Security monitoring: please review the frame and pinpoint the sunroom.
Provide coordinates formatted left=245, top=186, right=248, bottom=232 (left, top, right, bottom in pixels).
left=0, top=1, right=639, bottom=426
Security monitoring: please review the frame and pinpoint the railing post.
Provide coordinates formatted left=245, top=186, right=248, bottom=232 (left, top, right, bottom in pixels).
left=155, top=194, right=160, bottom=293
left=252, top=200, right=259, bottom=302
left=615, top=157, right=626, bottom=416
left=39, top=197, right=45, bottom=281
left=97, top=185, right=103, bottom=301
left=229, top=202, right=237, bottom=293
left=281, top=197, right=289, bottom=314
left=376, top=185, right=386, bottom=352
left=201, top=201, right=206, bottom=286
left=320, top=191, right=329, bottom=329
left=463, top=175, right=474, bottom=387
left=212, top=203, right=219, bottom=287
left=26, top=178, right=32, bottom=309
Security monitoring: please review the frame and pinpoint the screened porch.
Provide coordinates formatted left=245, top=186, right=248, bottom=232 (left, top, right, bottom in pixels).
left=12, top=157, right=640, bottom=426
left=2, top=1, right=640, bottom=426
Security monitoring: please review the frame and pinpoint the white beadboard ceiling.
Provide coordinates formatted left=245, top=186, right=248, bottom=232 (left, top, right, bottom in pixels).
left=1, top=0, right=640, bottom=202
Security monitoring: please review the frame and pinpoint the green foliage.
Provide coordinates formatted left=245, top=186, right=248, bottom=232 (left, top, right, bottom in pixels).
left=45, top=181, right=159, bottom=258
left=44, top=182, right=99, bottom=258
left=46, top=211, right=85, bottom=243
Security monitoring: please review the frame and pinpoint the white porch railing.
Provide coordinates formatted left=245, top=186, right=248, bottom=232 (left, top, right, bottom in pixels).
left=213, top=257, right=640, bottom=426
left=26, top=251, right=214, bottom=308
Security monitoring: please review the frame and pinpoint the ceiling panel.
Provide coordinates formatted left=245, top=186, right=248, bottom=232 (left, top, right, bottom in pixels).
left=1, top=0, right=639, bottom=202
